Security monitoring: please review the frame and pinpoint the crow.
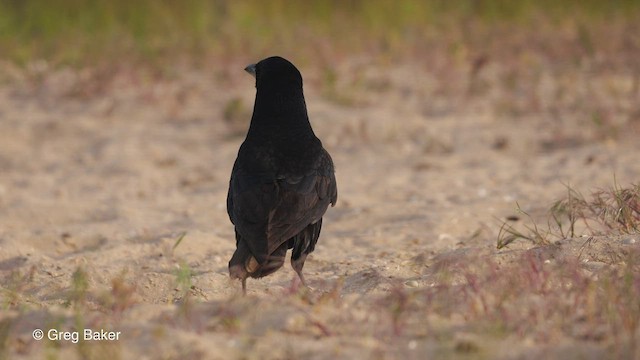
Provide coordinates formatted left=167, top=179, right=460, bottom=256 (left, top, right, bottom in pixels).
left=227, top=56, right=338, bottom=294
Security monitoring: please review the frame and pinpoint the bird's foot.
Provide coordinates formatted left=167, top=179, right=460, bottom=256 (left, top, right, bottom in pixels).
left=289, top=274, right=314, bottom=293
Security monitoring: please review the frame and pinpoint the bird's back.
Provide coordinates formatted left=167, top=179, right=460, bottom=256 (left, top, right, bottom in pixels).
left=227, top=56, right=337, bottom=292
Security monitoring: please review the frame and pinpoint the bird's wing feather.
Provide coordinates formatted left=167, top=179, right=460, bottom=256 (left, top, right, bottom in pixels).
left=266, top=150, right=337, bottom=254
left=229, top=150, right=337, bottom=262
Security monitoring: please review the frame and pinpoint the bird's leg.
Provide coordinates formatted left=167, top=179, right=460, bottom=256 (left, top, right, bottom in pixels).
left=291, top=253, right=309, bottom=288
left=241, top=277, right=247, bottom=295
left=295, top=269, right=307, bottom=287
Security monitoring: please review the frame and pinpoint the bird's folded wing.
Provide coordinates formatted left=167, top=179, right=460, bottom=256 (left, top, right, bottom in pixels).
left=229, top=150, right=337, bottom=263
left=265, top=171, right=336, bottom=255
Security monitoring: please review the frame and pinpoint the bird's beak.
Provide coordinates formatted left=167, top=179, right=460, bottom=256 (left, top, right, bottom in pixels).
left=244, top=63, right=257, bottom=78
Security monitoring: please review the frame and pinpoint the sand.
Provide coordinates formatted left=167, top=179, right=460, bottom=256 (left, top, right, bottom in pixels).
left=1, top=60, right=639, bottom=359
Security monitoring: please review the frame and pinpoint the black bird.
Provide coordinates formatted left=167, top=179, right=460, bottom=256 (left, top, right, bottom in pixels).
left=227, top=56, right=338, bottom=294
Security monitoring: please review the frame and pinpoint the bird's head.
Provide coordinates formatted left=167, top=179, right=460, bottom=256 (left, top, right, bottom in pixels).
left=245, top=56, right=303, bottom=90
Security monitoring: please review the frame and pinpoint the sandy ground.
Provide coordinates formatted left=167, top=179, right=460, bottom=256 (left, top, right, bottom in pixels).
left=1, top=60, right=639, bottom=359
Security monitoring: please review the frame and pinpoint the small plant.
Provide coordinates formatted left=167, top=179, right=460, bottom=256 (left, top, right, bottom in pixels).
left=498, top=181, right=640, bottom=248
left=173, top=261, right=194, bottom=316
left=1, top=266, right=35, bottom=310
left=175, top=262, right=192, bottom=293
left=98, top=270, right=136, bottom=317
left=592, top=183, right=640, bottom=233
left=377, top=283, right=414, bottom=336
left=497, top=202, right=553, bottom=249
left=66, top=266, right=89, bottom=309
left=172, top=231, right=187, bottom=252
left=0, top=318, right=11, bottom=359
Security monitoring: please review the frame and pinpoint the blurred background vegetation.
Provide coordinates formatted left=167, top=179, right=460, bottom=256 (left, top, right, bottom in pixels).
left=0, top=0, right=638, bottom=69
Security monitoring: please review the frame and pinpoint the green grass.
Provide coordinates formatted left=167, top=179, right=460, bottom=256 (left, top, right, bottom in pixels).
left=0, top=0, right=639, bottom=67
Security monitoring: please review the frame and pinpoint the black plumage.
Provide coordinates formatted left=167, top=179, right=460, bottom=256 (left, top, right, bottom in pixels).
left=227, top=56, right=338, bottom=294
